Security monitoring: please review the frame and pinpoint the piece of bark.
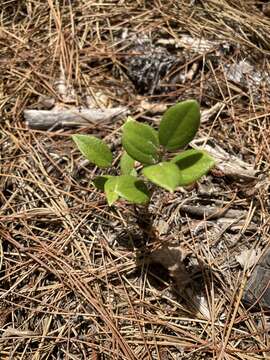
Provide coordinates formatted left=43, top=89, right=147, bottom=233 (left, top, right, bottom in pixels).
left=201, top=102, right=224, bottom=123
left=24, top=107, right=128, bottom=130
left=242, top=247, right=270, bottom=309
left=179, top=204, right=246, bottom=220
left=236, top=249, right=260, bottom=270
left=191, top=138, right=257, bottom=180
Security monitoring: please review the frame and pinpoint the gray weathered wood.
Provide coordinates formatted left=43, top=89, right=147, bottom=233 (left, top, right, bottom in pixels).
left=191, top=137, right=257, bottom=180
left=24, top=107, right=128, bottom=130
left=243, top=247, right=270, bottom=309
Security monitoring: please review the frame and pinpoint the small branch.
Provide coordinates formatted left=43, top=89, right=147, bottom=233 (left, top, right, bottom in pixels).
left=24, top=107, right=128, bottom=130
left=179, top=204, right=245, bottom=220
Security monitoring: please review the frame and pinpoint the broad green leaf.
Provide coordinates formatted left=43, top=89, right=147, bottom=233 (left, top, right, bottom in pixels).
left=72, top=134, right=113, bottom=168
left=122, top=120, right=159, bottom=165
left=171, top=149, right=215, bottom=186
left=142, top=162, right=182, bottom=192
left=120, top=151, right=137, bottom=176
left=104, top=175, right=150, bottom=205
left=104, top=177, right=119, bottom=205
left=159, top=100, right=200, bottom=151
left=92, top=175, right=112, bottom=191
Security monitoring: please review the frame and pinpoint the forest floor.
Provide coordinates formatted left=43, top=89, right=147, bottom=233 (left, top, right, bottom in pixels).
left=0, top=1, right=270, bottom=359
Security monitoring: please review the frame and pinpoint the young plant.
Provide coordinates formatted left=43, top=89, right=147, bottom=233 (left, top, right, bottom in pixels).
left=72, top=100, right=215, bottom=205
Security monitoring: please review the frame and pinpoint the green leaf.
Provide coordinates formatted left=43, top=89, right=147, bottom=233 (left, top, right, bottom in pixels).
left=159, top=100, right=200, bottom=151
left=92, top=175, right=112, bottom=191
left=104, top=177, right=119, bottom=206
left=72, top=134, right=113, bottom=168
left=120, top=151, right=137, bottom=176
left=104, top=175, right=150, bottom=205
left=122, top=119, right=159, bottom=165
left=142, top=162, right=182, bottom=192
left=171, top=149, right=215, bottom=186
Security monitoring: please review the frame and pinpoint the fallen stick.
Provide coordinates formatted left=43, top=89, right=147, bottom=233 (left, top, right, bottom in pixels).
left=24, top=107, right=128, bottom=130
left=191, top=137, right=257, bottom=180
left=179, top=204, right=245, bottom=220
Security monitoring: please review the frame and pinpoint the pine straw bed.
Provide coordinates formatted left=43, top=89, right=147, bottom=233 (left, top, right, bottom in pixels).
left=0, top=1, right=270, bottom=359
